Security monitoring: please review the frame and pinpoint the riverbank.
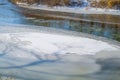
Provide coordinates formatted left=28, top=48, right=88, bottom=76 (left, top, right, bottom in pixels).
left=16, top=4, right=120, bottom=25
left=17, top=3, right=120, bottom=16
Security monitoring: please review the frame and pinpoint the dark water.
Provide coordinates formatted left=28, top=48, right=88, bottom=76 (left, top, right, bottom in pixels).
left=27, top=18, right=120, bottom=41
left=0, top=0, right=120, bottom=41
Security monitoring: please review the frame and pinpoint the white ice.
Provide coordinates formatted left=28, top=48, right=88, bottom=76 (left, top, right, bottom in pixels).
left=0, top=31, right=120, bottom=79
left=0, top=32, right=119, bottom=60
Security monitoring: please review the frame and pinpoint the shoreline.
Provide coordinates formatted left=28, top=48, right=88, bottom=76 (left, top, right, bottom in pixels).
left=17, top=4, right=120, bottom=25
left=1, top=23, right=120, bottom=46
left=17, top=4, right=120, bottom=16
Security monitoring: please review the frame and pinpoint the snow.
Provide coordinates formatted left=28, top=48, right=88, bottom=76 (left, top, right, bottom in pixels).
left=17, top=3, right=120, bottom=15
left=0, top=32, right=119, bottom=60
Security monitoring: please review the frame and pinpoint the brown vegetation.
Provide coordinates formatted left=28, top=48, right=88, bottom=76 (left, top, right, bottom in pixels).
left=11, top=0, right=120, bottom=9
left=98, top=0, right=120, bottom=9
left=11, top=0, right=39, bottom=4
left=39, top=0, right=69, bottom=6
left=11, top=0, right=70, bottom=6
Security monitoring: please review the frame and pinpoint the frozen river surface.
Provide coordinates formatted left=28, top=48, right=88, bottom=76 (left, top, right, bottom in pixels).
left=0, top=0, right=120, bottom=80
left=0, top=25, right=120, bottom=80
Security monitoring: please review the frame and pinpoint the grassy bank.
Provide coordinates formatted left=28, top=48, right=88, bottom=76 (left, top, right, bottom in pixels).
left=11, top=0, right=120, bottom=9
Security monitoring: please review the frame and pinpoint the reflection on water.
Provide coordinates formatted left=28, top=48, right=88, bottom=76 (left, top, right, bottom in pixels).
left=28, top=18, right=120, bottom=41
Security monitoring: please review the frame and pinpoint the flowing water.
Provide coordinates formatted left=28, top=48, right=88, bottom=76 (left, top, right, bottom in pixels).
left=0, top=0, right=120, bottom=80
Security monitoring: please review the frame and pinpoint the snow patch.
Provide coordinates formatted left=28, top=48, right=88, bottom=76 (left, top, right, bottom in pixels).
left=0, top=32, right=119, bottom=60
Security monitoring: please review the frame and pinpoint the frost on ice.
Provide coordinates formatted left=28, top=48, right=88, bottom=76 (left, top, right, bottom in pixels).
left=0, top=32, right=118, bottom=59
left=0, top=32, right=120, bottom=78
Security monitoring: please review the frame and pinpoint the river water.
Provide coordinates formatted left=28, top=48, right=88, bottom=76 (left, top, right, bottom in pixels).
left=0, top=0, right=120, bottom=41
left=0, top=0, right=120, bottom=80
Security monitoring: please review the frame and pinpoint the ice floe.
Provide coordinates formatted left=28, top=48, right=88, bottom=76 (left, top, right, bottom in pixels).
left=0, top=32, right=119, bottom=61
left=0, top=31, right=120, bottom=79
